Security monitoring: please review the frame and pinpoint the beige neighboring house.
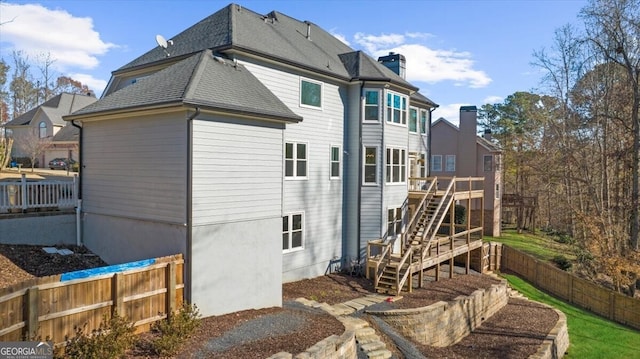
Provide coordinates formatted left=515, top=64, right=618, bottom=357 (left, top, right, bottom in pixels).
left=431, top=106, right=502, bottom=236
left=3, top=93, right=96, bottom=167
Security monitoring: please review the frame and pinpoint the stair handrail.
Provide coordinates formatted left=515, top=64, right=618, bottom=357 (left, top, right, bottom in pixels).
left=419, top=178, right=456, bottom=261
left=394, top=245, right=413, bottom=295
left=402, top=179, right=437, bottom=251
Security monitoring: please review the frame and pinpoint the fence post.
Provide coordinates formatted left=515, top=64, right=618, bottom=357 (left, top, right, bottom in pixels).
left=609, top=292, right=615, bottom=321
left=20, top=174, right=27, bottom=211
left=25, top=287, right=39, bottom=340
left=166, top=262, right=176, bottom=317
left=112, top=273, right=124, bottom=316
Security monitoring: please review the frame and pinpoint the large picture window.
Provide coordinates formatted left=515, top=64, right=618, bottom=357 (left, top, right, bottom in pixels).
left=386, top=92, right=407, bottom=125
left=364, top=90, right=380, bottom=122
left=300, top=79, right=322, bottom=108
left=386, top=147, right=406, bottom=183
left=285, top=142, right=307, bottom=178
left=283, top=213, right=304, bottom=252
left=364, top=147, right=377, bottom=184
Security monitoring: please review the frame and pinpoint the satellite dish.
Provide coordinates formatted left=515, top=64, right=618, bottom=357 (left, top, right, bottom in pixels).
left=155, top=34, right=168, bottom=49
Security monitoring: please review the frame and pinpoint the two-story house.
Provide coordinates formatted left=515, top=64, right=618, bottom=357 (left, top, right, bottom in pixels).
left=65, top=3, right=480, bottom=317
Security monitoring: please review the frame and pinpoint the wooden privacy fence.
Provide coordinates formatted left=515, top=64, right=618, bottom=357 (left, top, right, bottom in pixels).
left=0, top=254, right=184, bottom=345
left=501, top=245, right=640, bottom=330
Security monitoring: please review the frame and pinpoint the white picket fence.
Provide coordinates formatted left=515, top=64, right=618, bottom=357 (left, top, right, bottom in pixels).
left=0, top=174, right=78, bottom=213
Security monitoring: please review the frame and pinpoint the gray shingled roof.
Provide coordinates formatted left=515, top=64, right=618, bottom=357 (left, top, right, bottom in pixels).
left=411, top=91, right=438, bottom=108
left=69, top=51, right=302, bottom=123
left=4, top=93, right=96, bottom=127
left=116, top=3, right=416, bottom=90
left=52, top=124, right=79, bottom=142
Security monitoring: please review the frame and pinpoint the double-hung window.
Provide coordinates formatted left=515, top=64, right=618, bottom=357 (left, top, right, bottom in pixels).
left=363, top=147, right=377, bottom=184
left=431, top=155, right=442, bottom=172
left=300, top=78, right=322, bottom=108
left=386, top=148, right=406, bottom=183
left=484, top=155, right=493, bottom=172
left=409, top=108, right=418, bottom=133
left=386, top=92, right=407, bottom=125
left=285, top=142, right=307, bottom=178
left=330, top=146, right=340, bottom=179
left=387, top=207, right=403, bottom=238
left=283, top=213, right=303, bottom=252
left=445, top=155, right=456, bottom=172
left=39, top=122, right=47, bottom=138
left=420, top=109, right=428, bottom=134
left=364, top=90, right=380, bottom=122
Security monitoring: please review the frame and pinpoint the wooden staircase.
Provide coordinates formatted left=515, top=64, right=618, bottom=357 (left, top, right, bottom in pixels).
left=374, top=181, right=455, bottom=294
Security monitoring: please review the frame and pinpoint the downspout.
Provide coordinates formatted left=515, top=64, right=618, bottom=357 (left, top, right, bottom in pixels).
left=427, top=108, right=435, bottom=177
left=71, top=120, right=83, bottom=247
left=357, top=82, right=365, bottom=264
left=185, top=107, right=200, bottom=304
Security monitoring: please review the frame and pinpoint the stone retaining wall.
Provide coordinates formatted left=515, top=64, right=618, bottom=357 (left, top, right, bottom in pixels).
left=530, top=308, right=570, bottom=359
left=367, top=280, right=509, bottom=347
left=267, top=329, right=357, bottom=359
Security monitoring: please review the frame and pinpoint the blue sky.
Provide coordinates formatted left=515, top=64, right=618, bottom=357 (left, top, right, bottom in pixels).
left=0, top=0, right=586, bottom=124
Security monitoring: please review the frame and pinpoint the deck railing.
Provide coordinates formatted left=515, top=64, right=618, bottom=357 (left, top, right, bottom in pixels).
left=0, top=174, right=78, bottom=213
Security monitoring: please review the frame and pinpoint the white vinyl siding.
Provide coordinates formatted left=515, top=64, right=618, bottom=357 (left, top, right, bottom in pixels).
left=192, top=115, right=284, bottom=225
left=82, top=114, right=187, bottom=224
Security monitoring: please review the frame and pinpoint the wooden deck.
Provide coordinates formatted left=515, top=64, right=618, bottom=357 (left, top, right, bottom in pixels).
left=366, top=177, right=485, bottom=294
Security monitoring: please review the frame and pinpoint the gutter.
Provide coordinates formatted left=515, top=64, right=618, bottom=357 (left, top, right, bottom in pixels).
left=427, top=107, right=436, bottom=177
left=71, top=120, right=83, bottom=247
left=185, top=107, right=200, bottom=304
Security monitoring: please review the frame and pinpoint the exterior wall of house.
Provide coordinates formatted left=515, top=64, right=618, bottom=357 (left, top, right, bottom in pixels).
left=80, top=113, right=189, bottom=264
left=457, top=108, right=477, bottom=177
left=189, top=114, right=285, bottom=316
left=240, top=60, right=344, bottom=282
left=430, top=122, right=459, bottom=176
left=384, top=117, right=411, bottom=251
left=343, top=84, right=361, bottom=262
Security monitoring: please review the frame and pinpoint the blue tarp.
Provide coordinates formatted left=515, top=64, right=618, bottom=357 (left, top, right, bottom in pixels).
left=60, top=258, right=156, bottom=281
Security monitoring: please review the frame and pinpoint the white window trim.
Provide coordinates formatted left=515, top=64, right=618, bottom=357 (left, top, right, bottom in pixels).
left=387, top=206, right=404, bottom=239
left=409, top=107, right=418, bottom=134
left=385, top=147, right=407, bottom=185
left=283, top=212, right=305, bottom=253
left=299, top=77, right=323, bottom=110
left=362, top=145, right=379, bottom=186
left=284, top=141, right=309, bottom=180
left=363, top=89, right=381, bottom=123
left=431, top=155, right=442, bottom=172
left=330, top=145, right=341, bottom=180
left=445, top=155, right=456, bottom=172
left=385, top=90, right=408, bottom=127
left=420, top=109, right=428, bottom=135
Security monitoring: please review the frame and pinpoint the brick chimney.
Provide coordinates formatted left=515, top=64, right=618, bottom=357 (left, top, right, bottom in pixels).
left=457, top=106, right=478, bottom=177
left=378, top=52, right=406, bottom=79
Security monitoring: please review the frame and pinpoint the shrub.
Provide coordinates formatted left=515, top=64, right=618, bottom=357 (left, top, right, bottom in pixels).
left=552, top=255, right=573, bottom=271
left=151, top=303, right=201, bottom=357
left=60, top=311, right=136, bottom=359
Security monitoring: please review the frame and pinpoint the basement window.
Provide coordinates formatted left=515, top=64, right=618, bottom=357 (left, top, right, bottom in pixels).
left=283, top=213, right=304, bottom=252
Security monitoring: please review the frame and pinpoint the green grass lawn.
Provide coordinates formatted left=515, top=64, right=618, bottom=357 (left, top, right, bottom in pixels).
left=484, top=229, right=576, bottom=262
left=504, top=274, right=640, bottom=358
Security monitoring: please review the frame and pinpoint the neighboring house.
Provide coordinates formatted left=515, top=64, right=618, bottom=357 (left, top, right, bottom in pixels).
left=431, top=106, right=502, bottom=237
left=65, top=3, right=439, bottom=317
left=3, top=93, right=96, bottom=167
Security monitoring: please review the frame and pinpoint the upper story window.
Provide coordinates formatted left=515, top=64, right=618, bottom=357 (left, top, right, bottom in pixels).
left=409, top=108, right=418, bottom=133
left=386, top=92, right=407, bottom=125
left=386, top=147, right=406, bottom=183
left=420, top=109, right=428, bottom=134
left=285, top=142, right=307, bottom=179
left=364, top=146, right=378, bottom=184
left=484, top=155, right=493, bottom=172
left=445, top=155, right=456, bottom=172
left=39, top=121, right=47, bottom=138
left=300, top=78, right=322, bottom=108
left=330, top=146, right=340, bottom=179
left=431, top=155, right=442, bottom=172
left=364, top=90, right=380, bottom=122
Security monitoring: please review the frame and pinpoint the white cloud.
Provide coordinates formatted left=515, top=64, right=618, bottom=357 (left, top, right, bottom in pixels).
left=483, top=95, right=503, bottom=104
left=432, top=103, right=473, bottom=126
left=331, top=32, right=350, bottom=46
left=353, top=32, right=491, bottom=88
left=69, top=73, right=108, bottom=96
left=0, top=3, right=115, bottom=71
